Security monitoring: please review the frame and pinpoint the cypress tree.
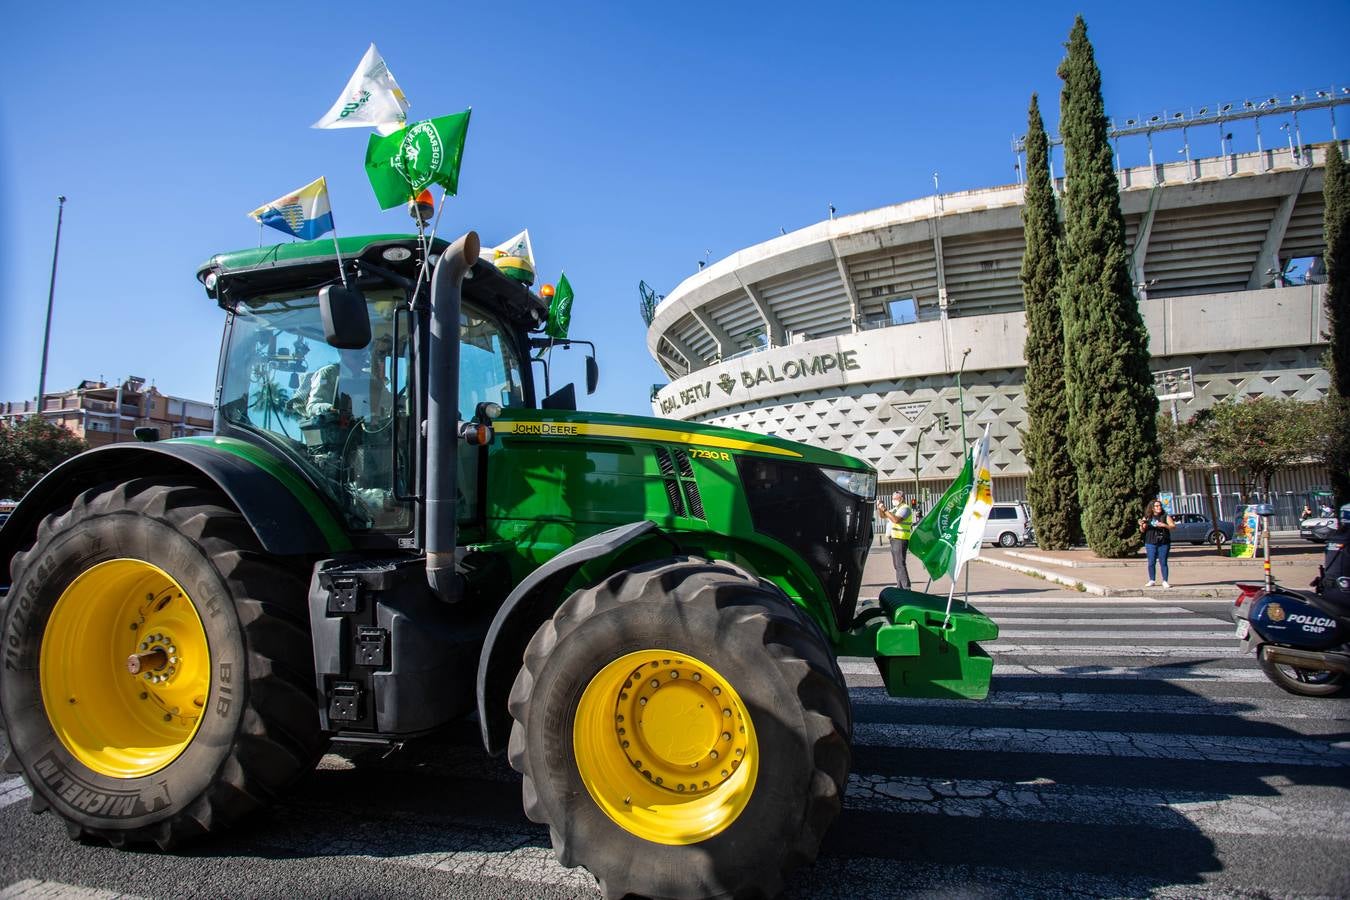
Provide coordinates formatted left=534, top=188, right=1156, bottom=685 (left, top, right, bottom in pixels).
left=1324, top=144, right=1350, bottom=506
left=1019, top=93, right=1081, bottom=549
left=1057, top=16, right=1159, bottom=557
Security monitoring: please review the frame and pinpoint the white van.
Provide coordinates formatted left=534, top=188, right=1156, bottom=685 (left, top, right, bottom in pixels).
left=983, top=502, right=1032, bottom=547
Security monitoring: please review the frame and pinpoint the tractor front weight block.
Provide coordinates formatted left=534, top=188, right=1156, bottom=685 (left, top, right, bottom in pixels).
left=845, top=588, right=998, bottom=700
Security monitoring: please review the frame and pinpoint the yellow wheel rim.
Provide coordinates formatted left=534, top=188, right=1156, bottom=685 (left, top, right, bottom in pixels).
left=40, top=559, right=211, bottom=779
left=573, top=649, right=758, bottom=845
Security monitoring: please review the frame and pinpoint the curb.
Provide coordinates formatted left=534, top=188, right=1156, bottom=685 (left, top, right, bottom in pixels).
left=974, top=555, right=1109, bottom=595
left=972, top=555, right=1240, bottom=598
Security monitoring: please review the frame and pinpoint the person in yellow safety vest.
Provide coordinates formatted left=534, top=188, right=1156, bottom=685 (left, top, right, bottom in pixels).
left=876, top=490, right=914, bottom=590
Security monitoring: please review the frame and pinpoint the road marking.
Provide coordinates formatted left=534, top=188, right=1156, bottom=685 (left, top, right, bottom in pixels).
left=0, top=776, right=31, bottom=811
left=997, top=630, right=1234, bottom=639
left=838, top=658, right=1258, bottom=677
left=793, top=856, right=1250, bottom=899
left=851, top=722, right=1350, bottom=766
left=252, top=806, right=596, bottom=890
left=988, top=617, right=1224, bottom=625
left=847, top=687, right=1348, bottom=720
left=844, top=773, right=1350, bottom=837
left=974, top=607, right=1198, bottom=615
left=0, top=880, right=146, bottom=899
left=991, top=644, right=1245, bottom=655
left=992, top=664, right=1269, bottom=681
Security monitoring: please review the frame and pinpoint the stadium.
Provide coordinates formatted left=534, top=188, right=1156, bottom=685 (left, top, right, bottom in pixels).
left=647, top=96, right=1347, bottom=521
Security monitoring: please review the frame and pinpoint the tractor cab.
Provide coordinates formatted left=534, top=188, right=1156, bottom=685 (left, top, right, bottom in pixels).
left=200, top=234, right=550, bottom=542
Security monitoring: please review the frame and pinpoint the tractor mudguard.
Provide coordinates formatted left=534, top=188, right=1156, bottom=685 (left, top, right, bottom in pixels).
left=0, top=440, right=349, bottom=585
left=476, top=519, right=659, bottom=755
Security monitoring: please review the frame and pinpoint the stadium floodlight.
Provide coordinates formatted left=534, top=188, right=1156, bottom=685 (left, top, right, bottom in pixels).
left=1268, top=96, right=1279, bottom=105
left=1172, top=112, right=1184, bottom=120
left=1221, top=103, right=1233, bottom=113
left=1291, top=93, right=1302, bottom=102
left=1126, top=118, right=1137, bottom=126
left=1243, top=100, right=1255, bottom=109
left=1149, top=115, right=1161, bottom=124
left=1317, top=90, right=1329, bottom=99
left=1198, top=107, right=1208, bottom=116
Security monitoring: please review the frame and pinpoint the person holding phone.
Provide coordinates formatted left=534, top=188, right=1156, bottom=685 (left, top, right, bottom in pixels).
left=1139, top=498, right=1175, bottom=588
left=877, top=491, right=914, bottom=590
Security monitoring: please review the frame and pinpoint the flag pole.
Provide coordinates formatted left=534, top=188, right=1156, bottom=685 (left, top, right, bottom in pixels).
left=942, top=575, right=958, bottom=629
left=409, top=187, right=447, bottom=309
left=325, top=179, right=349, bottom=288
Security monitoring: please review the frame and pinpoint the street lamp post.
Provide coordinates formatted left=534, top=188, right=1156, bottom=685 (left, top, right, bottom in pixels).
left=956, top=347, right=971, bottom=448
left=913, top=425, right=926, bottom=504
left=36, top=196, right=67, bottom=416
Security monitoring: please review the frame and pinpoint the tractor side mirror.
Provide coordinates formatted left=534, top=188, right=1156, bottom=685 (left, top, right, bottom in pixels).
left=319, top=285, right=371, bottom=349
left=585, top=355, right=599, bottom=395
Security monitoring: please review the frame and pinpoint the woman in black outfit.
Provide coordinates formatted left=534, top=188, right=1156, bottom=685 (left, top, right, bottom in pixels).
left=1139, top=499, right=1175, bottom=588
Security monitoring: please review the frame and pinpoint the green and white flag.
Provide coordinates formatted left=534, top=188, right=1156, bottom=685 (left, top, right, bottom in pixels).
left=910, top=426, right=993, bottom=581
left=364, top=109, right=471, bottom=210
left=312, top=43, right=410, bottom=135
left=546, top=272, right=574, bottom=340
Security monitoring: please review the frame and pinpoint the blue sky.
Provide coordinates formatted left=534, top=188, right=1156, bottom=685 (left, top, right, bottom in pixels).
left=1, top=1, right=1347, bottom=417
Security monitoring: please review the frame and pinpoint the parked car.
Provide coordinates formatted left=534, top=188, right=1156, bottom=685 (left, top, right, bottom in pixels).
left=984, top=502, right=1032, bottom=547
left=1301, top=516, right=1339, bottom=543
left=1170, top=512, right=1234, bottom=545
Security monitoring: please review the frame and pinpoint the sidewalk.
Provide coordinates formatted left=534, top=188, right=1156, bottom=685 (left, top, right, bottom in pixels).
left=972, top=540, right=1323, bottom=597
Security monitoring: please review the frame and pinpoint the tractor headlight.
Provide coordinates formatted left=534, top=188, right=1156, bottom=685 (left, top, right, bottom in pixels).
left=821, top=466, right=876, bottom=500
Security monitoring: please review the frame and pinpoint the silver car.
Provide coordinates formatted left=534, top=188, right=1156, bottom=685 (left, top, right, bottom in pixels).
left=1170, top=512, right=1234, bottom=545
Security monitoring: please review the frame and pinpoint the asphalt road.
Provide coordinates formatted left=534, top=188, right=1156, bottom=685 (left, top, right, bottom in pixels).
left=2, top=591, right=1348, bottom=898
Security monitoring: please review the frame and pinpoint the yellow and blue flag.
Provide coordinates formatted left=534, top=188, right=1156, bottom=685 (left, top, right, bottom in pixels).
left=248, top=176, right=335, bottom=240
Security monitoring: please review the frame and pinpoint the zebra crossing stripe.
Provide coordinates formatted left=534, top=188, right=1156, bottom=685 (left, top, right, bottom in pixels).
left=0, top=880, right=145, bottom=899
left=997, top=630, right=1234, bottom=639
left=978, top=607, right=1197, bottom=615
left=992, top=644, right=1245, bottom=655
left=846, top=687, right=1344, bottom=720
left=851, top=721, right=1350, bottom=766
left=844, top=773, right=1350, bottom=838
left=0, top=777, right=31, bottom=812
left=837, top=658, right=1256, bottom=677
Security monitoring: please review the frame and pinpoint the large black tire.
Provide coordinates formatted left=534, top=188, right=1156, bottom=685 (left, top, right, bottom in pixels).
left=1258, top=652, right=1348, bottom=697
left=0, top=478, right=324, bottom=848
left=507, top=557, right=851, bottom=900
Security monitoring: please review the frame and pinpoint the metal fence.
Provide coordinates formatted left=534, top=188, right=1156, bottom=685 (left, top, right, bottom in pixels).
left=1163, top=488, right=1333, bottom=530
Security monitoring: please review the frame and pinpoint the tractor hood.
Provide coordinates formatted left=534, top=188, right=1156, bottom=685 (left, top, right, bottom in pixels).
left=493, top=408, right=873, bottom=473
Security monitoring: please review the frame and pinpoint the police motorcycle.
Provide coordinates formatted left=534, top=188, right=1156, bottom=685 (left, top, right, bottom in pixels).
left=1232, top=504, right=1350, bottom=697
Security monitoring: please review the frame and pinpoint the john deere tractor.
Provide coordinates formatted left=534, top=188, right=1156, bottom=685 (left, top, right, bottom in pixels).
left=0, top=231, right=996, bottom=899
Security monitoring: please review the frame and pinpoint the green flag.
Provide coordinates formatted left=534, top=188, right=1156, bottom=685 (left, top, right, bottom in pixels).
left=909, top=450, right=974, bottom=581
left=364, top=109, right=471, bottom=210
left=546, top=272, right=574, bottom=340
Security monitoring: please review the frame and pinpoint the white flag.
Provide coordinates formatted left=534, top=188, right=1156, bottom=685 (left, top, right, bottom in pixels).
left=312, top=43, right=410, bottom=135
left=486, top=230, right=536, bottom=283
left=951, top=425, right=994, bottom=574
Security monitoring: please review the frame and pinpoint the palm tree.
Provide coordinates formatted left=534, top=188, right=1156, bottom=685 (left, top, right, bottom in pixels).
left=249, top=365, right=293, bottom=438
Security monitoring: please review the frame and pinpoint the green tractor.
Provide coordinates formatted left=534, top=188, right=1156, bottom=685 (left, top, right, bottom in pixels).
left=0, top=231, right=997, bottom=898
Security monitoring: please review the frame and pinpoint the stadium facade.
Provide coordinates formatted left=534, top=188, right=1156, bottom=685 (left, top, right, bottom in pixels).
left=647, top=141, right=1342, bottom=514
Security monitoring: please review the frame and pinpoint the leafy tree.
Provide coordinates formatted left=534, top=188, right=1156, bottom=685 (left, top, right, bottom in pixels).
left=1323, top=144, right=1350, bottom=505
left=0, top=416, right=88, bottom=500
left=1156, top=412, right=1202, bottom=474
left=1056, top=16, right=1159, bottom=556
left=1189, top=397, right=1322, bottom=499
left=1019, top=92, right=1080, bottom=549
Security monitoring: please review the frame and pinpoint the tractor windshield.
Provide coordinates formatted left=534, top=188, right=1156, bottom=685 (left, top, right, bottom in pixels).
left=460, top=303, right=526, bottom=412
left=218, top=289, right=413, bottom=531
